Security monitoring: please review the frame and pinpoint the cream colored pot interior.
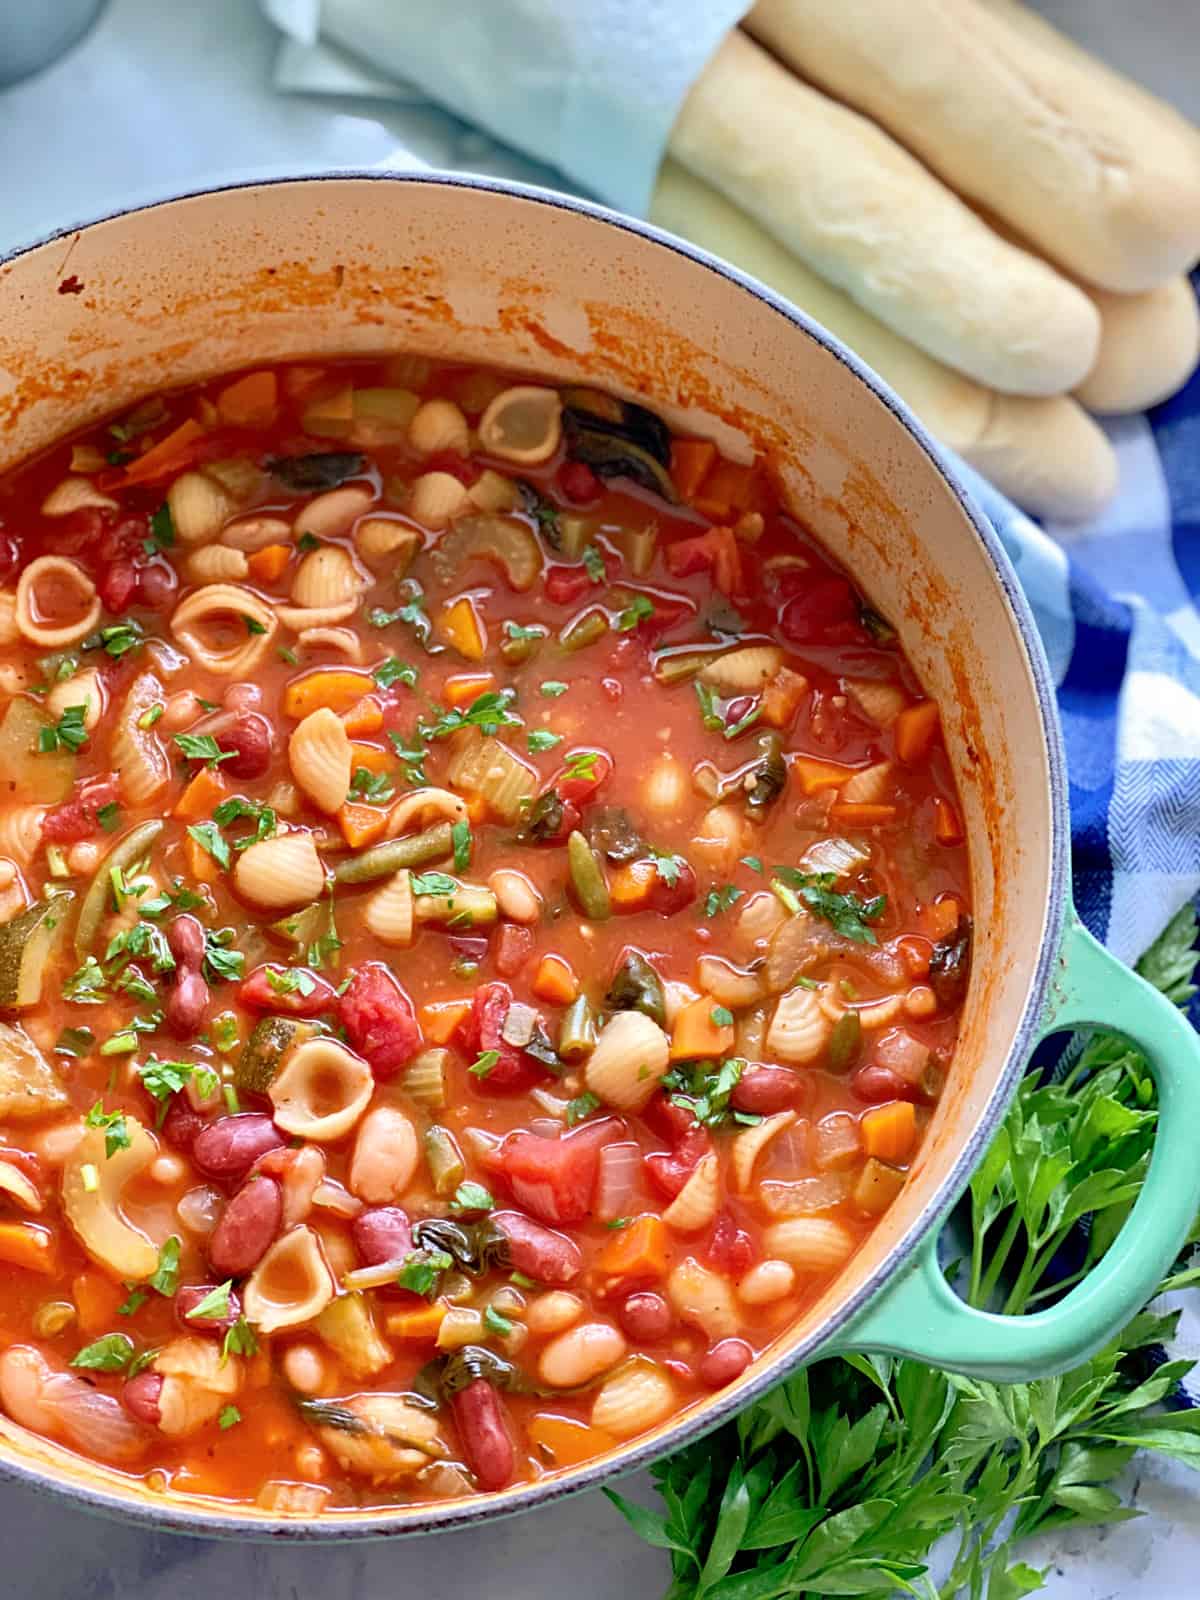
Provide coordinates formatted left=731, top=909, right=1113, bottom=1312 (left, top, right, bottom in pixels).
left=0, top=177, right=1057, bottom=1530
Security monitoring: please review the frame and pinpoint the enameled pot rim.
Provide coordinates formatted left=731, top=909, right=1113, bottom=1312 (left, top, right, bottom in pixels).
left=0, top=168, right=1071, bottom=1542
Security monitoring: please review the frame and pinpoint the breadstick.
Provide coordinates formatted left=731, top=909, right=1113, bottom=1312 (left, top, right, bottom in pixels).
left=1074, top=278, right=1200, bottom=415
left=669, top=32, right=1099, bottom=397
left=651, top=161, right=1117, bottom=521
left=745, top=0, right=1200, bottom=293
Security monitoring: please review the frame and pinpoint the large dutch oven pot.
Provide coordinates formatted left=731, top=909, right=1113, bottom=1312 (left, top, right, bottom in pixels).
left=0, top=173, right=1197, bottom=1539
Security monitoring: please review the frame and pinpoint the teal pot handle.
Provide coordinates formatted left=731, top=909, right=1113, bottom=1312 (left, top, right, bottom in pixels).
left=830, top=917, right=1200, bottom=1380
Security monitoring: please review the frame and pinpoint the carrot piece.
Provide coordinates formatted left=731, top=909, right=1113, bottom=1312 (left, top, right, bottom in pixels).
left=933, top=797, right=965, bottom=846
left=444, top=671, right=495, bottom=707
left=861, top=1100, right=917, bottom=1163
left=246, top=542, right=291, bottom=583
left=348, top=741, right=393, bottom=777
left=697, top=457, right=757, bottom=513
left=608, top=858, right=659, bottom=912
left=436, top=597, right=486, bottom=662
left=760, top=667, right=808, bottom=728
left=216, top=370, right=278, bottom=428
left=0, top=1222, right=57, bottom=1275
left=531, top=954, right=579, bottom=1006
left=691, top=494, right=732, bottom=521
left=465, top=793, right=490, bottom=825
left=669, top=438, right=717, bottom=502
left=115, top=418, right=206, bottom=487
left=924, top=894, right=963, bottom=940
left=792, top=756, right=855, bottom=795
left=598, top=1214, right=668, bottom=1281
left=73, top=1270, right=125, bottom=1333
left=385, top=1302, right=447, bottom=1341
left=283, top=669, right=374, bottom=719
left=670, top=996, right=736, bottom=1062
left=173, top=766, right=229, bottom=823
left=420, top=1000, right=472, bottom=1045
left=894, top=701, right=940, bottom=766
left=528, top=1413, right=617, bottom=1467
left=184, top=831, right=221, bottom=885
left=896, top=935, right=932, bottom=978
left=340, top=695, right=385, bottom=737
left=338, top=801, right=389, bottom=850
left=829, top=802, right=899, bottom=827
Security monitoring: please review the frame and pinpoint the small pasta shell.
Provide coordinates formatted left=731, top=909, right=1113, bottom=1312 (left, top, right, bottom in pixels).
left=408, top=398, right=470, bottom=457
left=275, top=601, right=359, bottom=632
left=407, top=471, right=469, bottom=531
left=171, top=584, right=277, bottom=675
left=292, top=485, right=375, bottom=541
left=592, top=1357, right=675, bottom=1439
left=839, top=762, right=892, bottom=805
left=763, top=1217, right=857, bottom=1275
left=354, top=517, right=422, bottom=569
left=666, top=1257, right=738, bottom=1340
left=467, top=470, right=521, bottom=513
left=46, top=667, right=105, bottom=731
left=364, top=869, right=415, bottom=947
left=662, top=1152, right=721, bottom=1233
left=167, top=470, right=236, bottom=545
left=766, top=986, right=833, bottom=1065
left=234, top=831, right=325, bottom=910
left=696, top=954, right=764, bottom=1009
left=291, top=545, right=367, bottom=609
left=385, top=786, right=468, bottom=839
left=40, top=476, right=118, bottom=517
left=222, top=515, right=293, bottom=552
left=0, top=806, right=47, bottom=866
left=0, top=591, right=18, bottom=646
left=15, top=557, right=101, bottom=648
left=855, top=993, right=906, bottom=1031
left=289, top=707, right=352, bottom=814
left=699, top=646, right=783, bottom=694
left=270, top=1038, right=374, bottom=1142
left=585, top=1010, right=670, bottom=1112
left=732, top=1111, right=797, bottom=1193
left=661, top=980, right=700, bottom=1027
left=111, top=672, right=170, bottom=806
left=186, top=545, right=248, bottom=584
left=844, top=677, right=906, bottom=727
left=242, top=1225, right=337, bottom=1334
left=478, top=385, right=562, bottom=464
left=643, top=752, right=688, bottom=817
left=296, top=626, right=363, bottom=663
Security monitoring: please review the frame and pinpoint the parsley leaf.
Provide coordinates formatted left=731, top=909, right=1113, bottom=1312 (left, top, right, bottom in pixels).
left=565, top=1091, right=600, bottom=1128
left=187, top=821, right=230, bottom=870
left=616, top=593, right=655, bottom=631
left=468, top=1049, right=500, bottom=1079
left=147, top=1236, right=182, bottom=1297
left=349, top=766, right=396, bottom=804
left=540, top=681, right=569, bottom=698
left=83, top=619, right=145, bottom=659
left=397, top=1249, right=453, bottom=1300
left=451, top=819, right=472, bottom=873
left=145, top=503, right=175, bottom=555
left=85, top=1101, right=131, bottom=1158
left=386, top=730, right=428, bottom=785
left=562, top=750, right=599, bottom=784
left=96, top=802, right=122, bottom=832
left=372, top=656, right=418, bottom=689
left=411, top=871, right=458, bottom=899
left=185, top=1281, right=233, bottom=1322
left=137, top=1057, right=218, bottom=1107
left=662, top=1058, right=744, bottom=1127
left=174, top=733, right=235, bottom=768
left=420, top=688, right=522, bottom=742
left=484, top=1305, right=514, bottom=1337
left=704, top=884, right=744, bottom=917
left=218, top=1405, right=242, bottom=1430
left=55, top=1025, right=95, bottom=1057
left=212, top=796, right=276, bottom=850
left=369, top=582, right=430, bottom=644
left=710, top=1006, right=734, bottom=1028
left=38, top=703, right=90, bottom=754
left=203, top=927, right=245, bottom=984
left=265, top=966, right=317, bottom=998
left=772, top=867, right=886, bottom=945
left=650, top=850, right=683, bottom=888
left=63, top=956, right=108, bottom=1004
left=527, top=729, right=563, bottom=753
left=70, top=1334, right=136, bottom=1372
left=740, top=855, right=763, bottom=874
left=582, top=544, right=606, bottom=583
left=694, top=680, right=723, bottom=732
left=450, top=1181, right=494, bottom=1213
left=221, top=1316, right=259, bottom=1364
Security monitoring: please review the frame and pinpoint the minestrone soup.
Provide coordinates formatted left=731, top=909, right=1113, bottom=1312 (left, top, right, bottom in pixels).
left=0, top=357, right=969, bottom=1511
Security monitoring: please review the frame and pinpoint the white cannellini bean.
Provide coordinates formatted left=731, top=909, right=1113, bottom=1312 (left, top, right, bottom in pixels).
left=149, top=1152, right=188, bottom=1187
left=348, top=1106, right=419, bottom=1204
left=487, top=868, right=542, bottom=924
left=281, top=1343, right=329, bottom=1396
left=524, top=1292, right=583, bottom=1338
left=737, top=1259, right=797, bottom=1305
left=66, top=840, right=102, bottom=876
left=537, top=1322, right=627, bottom=1389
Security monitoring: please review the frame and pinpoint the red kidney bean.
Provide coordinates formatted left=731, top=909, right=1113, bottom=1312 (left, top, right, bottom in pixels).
left=160, top=1093, right=207, bottom=1152
left=352, top=1206, right=413, bottom=1268
left=164, top=915, right=209, bottom=1041
left=851, top=1064, right=930, bottom=1105
left=208, top=1175, right=282, bottom=1277
left=99, top=559, right=139, bottom=613
left=731, top=1065, right=806, bottom=1116
left=491, top=1211, right=582, bottom=1286
left=616, top=1291, right=672, bottom=1343
left=121, top=1371, right=163, bottom=1427
left=174, top=1283, right=242, bottom=1333
left=698, top=1338, right=753, bottom=1389
left=136, top=560, right=177, bottom=611
left=216, top=712, right=274, bottom=780
left=451, top=1378, right=514, bottom=1492
left=193, top=1114, right=286, bottom=1185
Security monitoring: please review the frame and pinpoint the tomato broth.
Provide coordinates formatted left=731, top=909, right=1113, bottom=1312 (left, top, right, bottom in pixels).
left=0, top=356, right=970, bottom=1513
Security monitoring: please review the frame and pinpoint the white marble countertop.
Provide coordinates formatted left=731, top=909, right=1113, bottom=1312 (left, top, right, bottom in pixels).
left=1, top=0, right=1198, bottom=1593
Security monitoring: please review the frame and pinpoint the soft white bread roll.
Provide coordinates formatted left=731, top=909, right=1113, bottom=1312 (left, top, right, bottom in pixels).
left=745, top=0, right=1200, bottom=294
left=669, top=32, right=1100, bottom=397
left=1074, top=279, right=1200, bottom=414
left=651, top=161, right=1117, bottom=521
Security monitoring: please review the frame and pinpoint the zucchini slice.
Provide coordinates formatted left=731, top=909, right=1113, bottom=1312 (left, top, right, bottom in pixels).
left=0, top=892, right=75, bottom=1009
left=234, top=1014, right=316, bottom=1095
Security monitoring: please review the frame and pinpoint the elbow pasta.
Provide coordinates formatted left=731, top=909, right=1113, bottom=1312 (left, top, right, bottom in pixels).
left=0, top=355, right=970, bottom=1512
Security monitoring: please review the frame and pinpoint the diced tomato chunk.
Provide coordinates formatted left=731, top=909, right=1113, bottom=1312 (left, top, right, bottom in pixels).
left=238, top=964, right=338, bottom=1017
left=41, top=773, right=121, bottom=844
left=460, top=980, right=544, bottom=1091
left=550, top=749, right=612, bottom=806
left=645, top=1124, right=712, bottom=1200
left=493, top=1120, right=616, bottom=1225
left=544, top=565, right=593, bottom=607
left=778, top=578, right=862, bottom=645
left=705, top=1212, right=757, bottom=1277
left=643, top=1090, right=696, bottom=1147
left=664, top=527, right=744, bottom=597
left=338, top=962, right=422, bottom=1079
left=98, top=559, right=139, bottom=613
left=493, top=923, right=534, bottom=979
left=557, top=461, right=601, bottom=503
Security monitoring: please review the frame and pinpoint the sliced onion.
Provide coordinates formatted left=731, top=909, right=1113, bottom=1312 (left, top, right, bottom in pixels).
left=761, top=1171, right=852, bottom=1217
left=176, top=1183, right=223, bottom=1236
left=44, top=1371, right=149, bottom=1462
left=595, top=1140, right=641, bottom=1223
left=312, top=1178, right=363, bottom=1219
left=874, top=1028, right=931, bottom=1082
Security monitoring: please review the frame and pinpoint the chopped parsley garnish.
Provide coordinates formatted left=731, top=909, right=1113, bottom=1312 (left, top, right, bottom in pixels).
left=306, top=890, right=342, bottom=971
left=484, top=1305, right=514, bottom=1337
left=38, top=703, right=89, bottom=754
left=278, top=647, right=299, bottom=667
left=115, top=967, right=157, bottom=1003
left=527, top=729, right=563, bottom=753
left=221, top=1316, right=258, bottom=1364
left=540, top=681, right=568, bottom=698
left=203, top=927, right=245, bottom=984
left=187, top=821, right=230, bottom=870
left=118, top=1289, right=147, bottom=1318
left=704, top=884, right=744, bottom=917
left=218, top=1405, right=242, bottom=1430
left=582, top=544, right=606, bottom=583
left=650, top=850, right=683, bottom=887
left=85, top=1101, right=131, bottom=1158
left=70, top=1334, right=137, bottom=1372
left=144, top=503, right=175, bottom=555
left=450, top=1181, right=495, bottom=1213
left=212, top=1011, right=240, bottom=1053
left=148, top=1236, right=182, bottom=1297
left=771, top=867, right=887, bottom=945
left=468, top=1049, right=500, bottom=1079
left=137, top=703, right=165, bottom=731
left=266, top=966, right=317, bottom=998
left=504, top=622, right=544, bottom=643
left=740, top=855, right=763, bottom=874
left=663, top=1058, right=746, bottom=1129
left=562, top=750, right=600, bottom=784
left=397, top=1249, right=453, bottom=1299
left=694, top=680, right=723, bottom=732
left=616, top=593, right=655, bottom=631
left=96, top=802, right=122, bottom=832
left=106, top=919, right=175, bottom=973
left=386, top=731, right=428, bottom=785
left=174, top=733, right=235, bottom=768
left=369, top=583, right=430, bottom=644
left=710, top=1006, right=735, bottom=1028
left=565, top=1091, right=600, bottom=1127
left=411, top=871, right=458, bottom=899
left=295, top=531, right=320, bottom=553
left=372, top=656, right=418, bottom=689
left=55, top=1026, right=95, bottom=1057
left=137, top=1057, right=218, bottom=1108
left=63, top=956, right=108, bottom=1004
left=185, top=1281, right=233, bottom=1322
left=83, top=619, right=145, bottom=659
left=420, top=688, right=521, bottom=742
left=212, top=796, right=276, bottom=851
left=349, top=766, right=395, bottom=804
left=243, top=615, right=267, bottom=636
left=605, top=1217, right=632, bottom=1230
left=451, top=819, right=472, bottom=873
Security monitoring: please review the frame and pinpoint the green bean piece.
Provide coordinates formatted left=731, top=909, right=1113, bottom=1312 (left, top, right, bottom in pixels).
left=567, top=830, right=611, bottom=921
left=652, top=648, right=722, bottom=686
left=73, top=819, right=164, bottom=958
left=558, top=995, right=597, bottom=1062
left=558, top=608, right=610, bottom=653
left=332, top=822, right=454, bottom=885
left=606, top=950, right=666, bottom=1025
left=827, top=1010, right=863, bottom=1074
left=745, top=731, right=786, bottom=817
left=424, top=1125, right=467, bottom=1197
left=413, top=882, right=498, bottom=928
